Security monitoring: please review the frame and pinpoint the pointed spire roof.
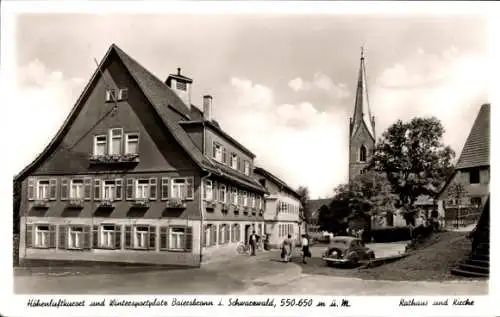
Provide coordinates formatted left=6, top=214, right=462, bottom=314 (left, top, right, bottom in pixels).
left=455, top=103, right=490, bottom=169
left=351, top=46, right=375, bottom=140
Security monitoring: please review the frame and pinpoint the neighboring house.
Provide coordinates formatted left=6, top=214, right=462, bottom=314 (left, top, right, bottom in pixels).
left=438, top=103, right=490, bottom=228
left=253, top=167, right=303, bottom=247
left=15, top=44, right=267, bottom=267
left=307, top=198, right=332, bottom=236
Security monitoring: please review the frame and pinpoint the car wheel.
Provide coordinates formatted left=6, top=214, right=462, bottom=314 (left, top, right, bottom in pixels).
left=326, top=261, right=334, bottom=267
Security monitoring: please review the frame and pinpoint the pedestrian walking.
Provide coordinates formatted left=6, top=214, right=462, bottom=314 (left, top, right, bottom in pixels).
left=281, top=234, right=293, bottom=262
left=301, top=234, right=311, bottom=264
left=249, top=231, right=258, bottom=256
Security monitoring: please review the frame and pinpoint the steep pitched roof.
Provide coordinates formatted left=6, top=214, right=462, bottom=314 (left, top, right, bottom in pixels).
left=308, top=198, right=333, bottom=219
left=351, top=49, right=375, bottom=141
left=455, top=103, right=490, bottom=169
left=253, top=167, right=300, bottom=198
left=14, top=44, right=267, bottom=193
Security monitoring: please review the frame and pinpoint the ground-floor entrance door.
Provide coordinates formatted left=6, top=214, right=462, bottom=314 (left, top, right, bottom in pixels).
left=244, top=224, right=251, bottom=244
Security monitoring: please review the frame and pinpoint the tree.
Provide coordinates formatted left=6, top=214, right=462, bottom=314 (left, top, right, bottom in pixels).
left=297, top=186, right=311, bottom=225
left=321, top=184, right=352, bottom=235
left=370, top=117, right=455, bottom=225
left=447, top=181, right=467, bottom=228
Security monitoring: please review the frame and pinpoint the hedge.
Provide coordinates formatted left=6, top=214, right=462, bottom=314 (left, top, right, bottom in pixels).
left=370, top=226, right=412, bottom=242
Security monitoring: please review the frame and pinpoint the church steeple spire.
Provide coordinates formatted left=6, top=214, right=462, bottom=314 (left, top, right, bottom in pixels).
left=350, top=46, right=375, bottom=140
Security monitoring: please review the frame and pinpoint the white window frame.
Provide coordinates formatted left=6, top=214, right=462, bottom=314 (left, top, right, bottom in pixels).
left=204, top=180, right=213, bottom=201
left=244, top=161, right=250, bottom=176
left=70, top=179, right=84, bottom=200
left=134, top=226, right=149, bottom=249
left=68, top=226, right=84, bottom=249
left=169, top=227, right=186, bottom=250
left=220, top=224, right=227, bottom=244
left=251, top=193, right=256, bottom=208
left=100, top=225, right=115, bottom=248
left=118, top=88, right=128, bottom=101
left=231, top=153, right=238, bottom=169
left=102, top=180, right=116, bottom=201
left=108, top=128, right=123, bottom=155
left=125, top=133, right=139, bottom=155
left=94, top=135, right=107, bottom=156
left=170, top=177, right=194, bottom=200
left=34, top=224, right=50, bottom=248
left=219, top=185, right=226, bottom=203
left=105, top=89, right=116, bottom=102
left=243, top=191, right=248, bottom=207
left=212, top=142, right=222, bottom=162
left=36, top=180, right=50, bottom=200
left=135, top=179, right=150, bottom=200
left=232, top=188, right=238, bottom=205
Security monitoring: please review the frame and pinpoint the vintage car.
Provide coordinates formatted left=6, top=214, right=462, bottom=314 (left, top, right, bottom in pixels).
left=321, top=236, right=375, bottom=266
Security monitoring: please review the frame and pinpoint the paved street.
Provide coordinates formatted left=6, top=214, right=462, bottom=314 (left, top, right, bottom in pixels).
left=14, top=244, right=487, bottom=295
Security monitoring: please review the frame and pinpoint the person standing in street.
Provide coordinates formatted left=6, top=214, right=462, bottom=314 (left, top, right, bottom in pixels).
left=249, top=230, right=258, bottom=256
left=301, top=234, right=311, bottom=264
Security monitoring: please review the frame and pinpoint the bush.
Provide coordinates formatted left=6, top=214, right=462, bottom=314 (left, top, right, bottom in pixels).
left=370, top=226, right=412, bottom=243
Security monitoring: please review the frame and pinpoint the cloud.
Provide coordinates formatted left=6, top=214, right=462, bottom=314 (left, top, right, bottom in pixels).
left=288, top=72, right=351, bottom=100
left=219, top=77, right=349, bottom=199
left=13, top=60, right=84, bottom=174
left=371, top=47, right=489, bottom=160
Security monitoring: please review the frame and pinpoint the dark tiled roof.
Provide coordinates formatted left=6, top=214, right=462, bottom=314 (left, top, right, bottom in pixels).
left=308, top=198, right=332, bottom=218
left=455, top=103, right=490, bottom=169
left=253, top=167, right=300, bottom=198
left=15, top=44, right=267, bottom=194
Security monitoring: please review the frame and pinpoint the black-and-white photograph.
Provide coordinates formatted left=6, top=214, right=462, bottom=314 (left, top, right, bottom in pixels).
left=5, top=2, right=492, bottom=306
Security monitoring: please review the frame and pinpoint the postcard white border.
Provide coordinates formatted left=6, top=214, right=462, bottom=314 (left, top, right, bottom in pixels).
left=1, top=1, right=499, bottom=317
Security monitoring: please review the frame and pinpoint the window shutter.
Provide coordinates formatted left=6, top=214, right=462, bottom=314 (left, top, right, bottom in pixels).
left=222, top=147, right=227, bottom=163
left=49, top=225, right=56, bottom=248
left=94, top=179, right=101, bottom=200
left=185, top=226, right=193, bottom=251
left=60, top=179, right=69, bottom=200
left=26, top=224, right=33, bottom=248
left=160, top=227, right=168, bottom=250
left=149, top=178, right=157, bottom=200
left=58, top=225, right=67, bottom=249
left=114, top=225, right=122, bottom=250
left=115, top=179, right=123, bottom=200
left=149, top=225, right=156, bottom=250
left=237, top=158, right=241, bottom=170
left=225, top=224, right=230, bottom=243
left=212, top=142, right=216, bottom=158
left=84, top=178, right=92, bottom=200
left=187, top=178, right=194, bottom=199
left=124, top=225, right=132, bottom=249
left=218, top=225, right=223, bottom=244
left=49, top=179, right=57, bottom=200
left=83, top=226, right=91, bottom=249
left=27, top=178, right=35, bottom=200
left=237, top=225, right=240, bottom=241
left=92, top=225, right=99, bottom=248
left=126, top=179, right=134, bottom=200
left=161, top=177, right=169, bottom=200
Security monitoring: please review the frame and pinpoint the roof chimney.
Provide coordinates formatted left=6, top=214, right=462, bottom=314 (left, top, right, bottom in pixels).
left=203, top=95, right=213, bottom=121
left=177, top=67, right=181, bottom=75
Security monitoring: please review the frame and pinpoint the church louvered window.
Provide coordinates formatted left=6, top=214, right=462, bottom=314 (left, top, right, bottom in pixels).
left=359, top=145, right=367, bottom=162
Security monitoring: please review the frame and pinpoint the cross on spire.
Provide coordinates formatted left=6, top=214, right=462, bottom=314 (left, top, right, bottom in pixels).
left=360, top=45, right=364, bottom=59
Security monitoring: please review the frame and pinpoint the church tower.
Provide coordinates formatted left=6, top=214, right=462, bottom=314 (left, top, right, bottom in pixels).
left=348, top=48, right=376, bottom=182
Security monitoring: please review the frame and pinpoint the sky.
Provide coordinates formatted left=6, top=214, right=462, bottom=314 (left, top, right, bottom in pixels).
left=12, top=12, right=490, bottom=199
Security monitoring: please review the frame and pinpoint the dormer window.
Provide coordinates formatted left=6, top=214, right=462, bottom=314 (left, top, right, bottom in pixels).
left=118, top=88, right=128, bottom=101
left=176, top=81, right=187, bottom=91
left=125, top=133, right=139, bottom=155
left=231, top=153, right=238, bottom=170
left=359, top=145, right=367, bottom=162
left=109, top=128, right=123, bottom=155
left=105, top=89, right=116, bottom=102
left=212, top=142, right=222, bottom=162
left=94, top=135, right=107, bottom=156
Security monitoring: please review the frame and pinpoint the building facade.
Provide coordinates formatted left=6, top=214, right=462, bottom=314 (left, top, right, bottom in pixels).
left=438, top=103, right=490, bottom=228
left=253, top=167, right=303, bottom=248
left=16, top=44, right=267, bottom=267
